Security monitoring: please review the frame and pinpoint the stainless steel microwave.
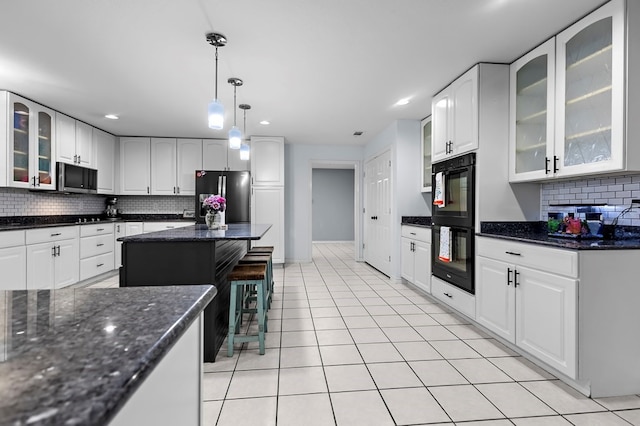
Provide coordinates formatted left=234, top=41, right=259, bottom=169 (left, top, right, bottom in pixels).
left=56, top=162, right=98, bottom=194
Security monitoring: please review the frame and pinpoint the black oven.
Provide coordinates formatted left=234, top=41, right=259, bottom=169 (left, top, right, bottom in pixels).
left=431, top=152, right=476, bottom=294
left=431, top=224, right=475, bottom=294
left=431, top=152, right=475, bottom=228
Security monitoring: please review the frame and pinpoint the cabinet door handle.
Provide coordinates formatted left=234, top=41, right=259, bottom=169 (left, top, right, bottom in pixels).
left=117, top=225, right=120, bottom=232
left=507, top=267, right=513, bottom=286
left=545, top=157, right=550, bottom=174
left=50, top=232, right=62, bottom=237
left=36, top=176, right=41, bottom=187
left=177, top=187, right=180, bottom=194
left=56, top=245, right=61, bottom=256
left=443, top=292, right=453, bottom=298
left=73, top=154, right=78, bottom=163
left=78, top=155, right=81, bottom=164
left=514, top=270, right=520, bottom=287
left=553, top=156, right=559, bottom=173
left=505, top=251, right=521, bottom=256
left=147, top=186, right=150, bottom=194
left=51, top=246, right=56, bottom=257
left=173, top=187, right=176, bottom=194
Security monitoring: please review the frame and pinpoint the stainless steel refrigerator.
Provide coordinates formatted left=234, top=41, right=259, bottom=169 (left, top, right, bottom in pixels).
left=195, top=170, right=251, bottom=224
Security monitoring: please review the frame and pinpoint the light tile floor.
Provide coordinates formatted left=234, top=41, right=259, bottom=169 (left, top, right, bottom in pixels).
left=90, top=243, right=640, bottom=425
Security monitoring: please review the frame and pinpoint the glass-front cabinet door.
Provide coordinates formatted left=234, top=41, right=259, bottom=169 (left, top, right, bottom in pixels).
left=8, top=93, right=56, bottom=190
left=555, top=0, right=624, bottom=178
left=420, top=116, right=432, bottom=192
left=509, top=39, right=555, bottom=182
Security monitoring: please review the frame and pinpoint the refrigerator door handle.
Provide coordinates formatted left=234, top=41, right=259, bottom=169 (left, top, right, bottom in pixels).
left=222, top=176, right=227, bottom=198
left=217, top=176, right=222, bottom=195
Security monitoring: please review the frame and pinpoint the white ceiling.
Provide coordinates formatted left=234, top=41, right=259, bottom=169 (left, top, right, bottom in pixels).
left=0, top=0, right=606, bottom=146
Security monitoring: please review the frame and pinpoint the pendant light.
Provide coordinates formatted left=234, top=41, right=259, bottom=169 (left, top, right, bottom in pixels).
left=206, top=32, right=226, bottom=130
left=239, top=104, right=251, bottom=160
left=228, top=77, right=243, bottom=149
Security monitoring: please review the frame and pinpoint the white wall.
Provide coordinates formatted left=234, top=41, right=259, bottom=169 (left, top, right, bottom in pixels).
left=312, top=169, right=355, bottom=241
left=284, top=143, right=364, bottom=263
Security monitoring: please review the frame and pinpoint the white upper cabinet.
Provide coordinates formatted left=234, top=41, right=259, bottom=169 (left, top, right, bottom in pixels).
left=3, top=92, right=56, bottom=190
left=509, top=0, right=637, bottom=181
left=56, top=113, right=95, bottom=168
left=202, top=139, right=249, bottom=171
left=120, top=137, right=150, bottom=195
left=431, top=66, right=478, bottom=162
left=420, top=116, right=432, bottom=192
left=555, top=0, right=624, bottom=178
left=176, top=138, right=202, bottom=195
left=94, top=128, right=117, bottom=194
left=150, top=138, right=177, bottom=195
left=509, top=39, right=556, bottom=182
left=250, top=136, right=285, bottom=186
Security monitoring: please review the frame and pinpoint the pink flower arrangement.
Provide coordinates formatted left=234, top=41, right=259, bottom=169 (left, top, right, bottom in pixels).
left=203, top=194, right=226, bottom=213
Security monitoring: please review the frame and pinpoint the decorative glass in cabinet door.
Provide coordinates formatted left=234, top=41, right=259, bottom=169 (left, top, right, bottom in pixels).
left=13, top=102, right=30, bottom=184
left=422, top=119, right=432, bottom=189
left=515, top=54, right=548, bottom=174
left=38, top=111, right=53, bottom=185
left=564, top=17, right=613, bottom=167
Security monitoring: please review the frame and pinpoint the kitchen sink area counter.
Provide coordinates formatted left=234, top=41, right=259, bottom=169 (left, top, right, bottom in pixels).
left=0, top=285, right=214, bottom=425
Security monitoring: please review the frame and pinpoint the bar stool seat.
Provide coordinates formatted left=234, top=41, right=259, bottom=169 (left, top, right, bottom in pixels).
left=248, top=245, right=274, bottom=254
left=227, top=263, right=268, bottom=356
left=239, top=253, right=273, bottom=309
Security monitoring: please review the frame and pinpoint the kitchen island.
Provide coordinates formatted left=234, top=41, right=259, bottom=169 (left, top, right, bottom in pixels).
left=118, top=223, right=271, bottom=362
left=0, top=285, right=215, bottom=425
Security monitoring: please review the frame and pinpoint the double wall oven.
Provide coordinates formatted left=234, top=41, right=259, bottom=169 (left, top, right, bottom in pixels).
left=431, top=152, right=476, bottom=294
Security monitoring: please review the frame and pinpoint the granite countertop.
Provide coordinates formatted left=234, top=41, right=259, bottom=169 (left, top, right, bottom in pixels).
left=479, top=221, right=640, bottom=250
left=0, top=285, right=216, bottom=425
left=118, top=223, right=272, bottom=242
left=0, top=214, right=195, bottom=232
left=401, top=216, right=432, bottom=228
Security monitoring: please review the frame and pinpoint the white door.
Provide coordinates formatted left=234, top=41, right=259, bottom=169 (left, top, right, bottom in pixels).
left=400, top=238, right=414, bottom=282
left=475, top=256, right=515, bottom=343
left=515, top=265, right=577, bottom=378
left=0, top=246, right=27, bottom=290
left=413, top=240, right=431, bottom=294
left=202, top=139, right=228, bottom=170
left=26, top=242, right=55, bottom=290
left=450, top=66, right=478, bottom=156
left=252, top=186, right=285, bottom=263
left=151, top=138, right=177, bottom=195
left=176, top=139, right=202, bottom=195
left=75, top=121, right=94, bottom=167
left=55, top=238, right=79, bottom=289
left=56, top=112, right=77, bottom=164
left=120, top=138, right=151, bottom=195
left=364, top=150, right=391, bottom=276
left=95, top=129, right=116, bottom=194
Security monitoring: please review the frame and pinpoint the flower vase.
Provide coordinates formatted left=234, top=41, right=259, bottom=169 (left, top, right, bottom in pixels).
left=205, top=211, right=222, bottom=230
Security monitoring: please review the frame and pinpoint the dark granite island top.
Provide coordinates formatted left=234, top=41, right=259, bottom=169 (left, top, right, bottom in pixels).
left=119, top=223, right=272, bottom=362
left=117, top=223, right=272, bottom=242
left=0, top=285, right=215, bottom=426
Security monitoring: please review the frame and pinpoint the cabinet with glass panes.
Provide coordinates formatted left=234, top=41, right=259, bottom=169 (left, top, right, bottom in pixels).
left=420, top=116, right=432, bottom=192
left=1, top=91, right=56, bottom=190
left=510, top=0, right=640, bottom=182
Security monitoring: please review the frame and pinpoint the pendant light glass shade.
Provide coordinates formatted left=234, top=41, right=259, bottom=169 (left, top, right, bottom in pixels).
left=208, top=99, right=224, bottom=129
left=240, top=143, right=250, bottom=160
left=206, top=32, right=227, bottom=130
left=229, top=126, right=242, bottom=149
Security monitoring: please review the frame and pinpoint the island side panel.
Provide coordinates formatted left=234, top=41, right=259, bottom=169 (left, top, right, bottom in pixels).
left=119, top=239, right=246, bottom=362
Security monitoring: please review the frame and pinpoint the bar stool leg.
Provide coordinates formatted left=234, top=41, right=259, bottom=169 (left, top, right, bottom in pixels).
left=256, top=279, right=266, bottom=355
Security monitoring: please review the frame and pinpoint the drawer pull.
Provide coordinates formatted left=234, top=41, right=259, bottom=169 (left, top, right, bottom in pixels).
left=50, top=233, right=61, bottom=237
left=505, top=251, right=521, bottom=256
left=97, top=263, right=104, bottom=268
left=97, top=243, right=104, bottom=247
left=443, top=292, right=453, bottom=298
left=410, top=232, right=416, bottom=235
left=97, top=228, right=104, bottom=232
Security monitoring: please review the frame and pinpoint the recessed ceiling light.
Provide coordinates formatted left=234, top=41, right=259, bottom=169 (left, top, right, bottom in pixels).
left=395, top=98, right=410, bottom=106
left=105, top=114, right=119, bottom=120
left=260, top=120, right=270, bottom=125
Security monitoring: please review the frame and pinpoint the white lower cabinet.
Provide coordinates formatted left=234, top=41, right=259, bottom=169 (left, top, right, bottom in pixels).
left=476, top=237, right=577, bottom=379
left=26, top=226, right=79, bottom=290
left=0, top=230, right=27, bottom=290
left=400, top=225, right=431, bottom=294
left=79, top=224, right=115, bottom=281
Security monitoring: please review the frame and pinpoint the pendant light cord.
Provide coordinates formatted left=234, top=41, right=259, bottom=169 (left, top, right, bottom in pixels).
left=214, top=47, right=219, bottom=100
left=233, top=85, right=238, bottom=126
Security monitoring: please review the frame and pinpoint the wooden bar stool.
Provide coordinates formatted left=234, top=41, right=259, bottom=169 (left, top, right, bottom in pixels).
left=247, top=246, right=275, bottom=303
left=239, top=254, right=273, bottom=309
left=227, top=263, right=268, bottom=356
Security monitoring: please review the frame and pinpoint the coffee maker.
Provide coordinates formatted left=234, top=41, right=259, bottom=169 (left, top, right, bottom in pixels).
left=105, top=197, right=119, bottom=218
